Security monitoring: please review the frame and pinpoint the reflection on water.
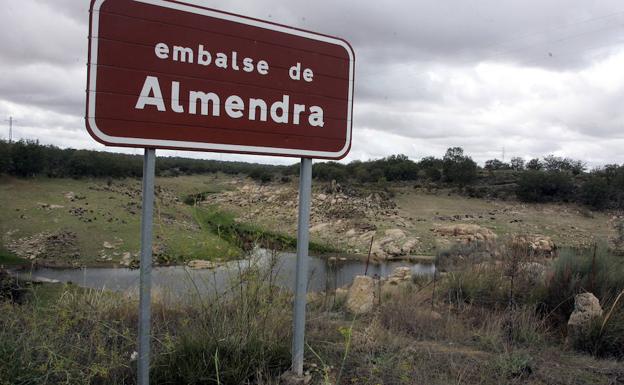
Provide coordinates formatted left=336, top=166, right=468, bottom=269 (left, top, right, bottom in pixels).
left=17, top=251, right=435, bottom=297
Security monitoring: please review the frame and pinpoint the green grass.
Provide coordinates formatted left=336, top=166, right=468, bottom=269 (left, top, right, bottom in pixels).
left=0, top=175, right=243, bottom=265
left=194, top=205, right=338, bottom=254
left=0, top=247, right=27, bottom=266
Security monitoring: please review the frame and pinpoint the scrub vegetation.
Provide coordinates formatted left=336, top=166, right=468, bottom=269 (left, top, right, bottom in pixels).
left=1, top=243, right=623, bottom=384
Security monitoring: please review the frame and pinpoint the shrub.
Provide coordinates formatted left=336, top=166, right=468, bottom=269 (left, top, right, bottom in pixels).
left=249, top=167, right=273, bottom=183
left=570, top=298, right=624, bottom=359
left=492, top=352, right=534, bottom=381
left=445, top=266, right=508, bottom=308
left=579, top=175, right=611, bottom=209
left=543, top=246, right=624, bottom=322
left=516, top=171, right=574, bottom=202
left=436, top=241, right=492, bottom=272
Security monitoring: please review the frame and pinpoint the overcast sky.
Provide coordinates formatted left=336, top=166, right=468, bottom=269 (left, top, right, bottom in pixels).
left=2, top=0, right=624, bottom=167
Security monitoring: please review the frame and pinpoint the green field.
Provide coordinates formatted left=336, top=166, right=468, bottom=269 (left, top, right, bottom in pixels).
left=0, top=175, right=245, bottom=266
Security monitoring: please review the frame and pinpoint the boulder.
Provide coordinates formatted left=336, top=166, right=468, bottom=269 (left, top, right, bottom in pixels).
left=280, top=371, right=312, bottom=385
left=346, top=275, right=375, bottom=314
left=390, top=266, right=412, bottom=281
left=384, top=228, right=406, bottom=240
left=567, top=292, right=603, bottom=341
left=120, top=252, right=133, bottom=267
left=512, top=234, right=556, bottom=257
left=401, top=238, right=419, bottom=254
left=335, top=287, right=349, bottom=303
left=433, top=224, right=497, bottom=243
left=187, top=260, right=218, bottom=269
left=381, top=242, right=402, bottom=256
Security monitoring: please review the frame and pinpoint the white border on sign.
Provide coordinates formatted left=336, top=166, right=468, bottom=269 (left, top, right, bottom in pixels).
left=87, top=0, right=354, bottom=158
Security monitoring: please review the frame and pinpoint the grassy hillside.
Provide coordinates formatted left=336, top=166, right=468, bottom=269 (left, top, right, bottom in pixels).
left=0, top=175, right=241, bottom=266
left=393, top=186, right=616, bottom=252
left=0, top=174, right=620, bottom=266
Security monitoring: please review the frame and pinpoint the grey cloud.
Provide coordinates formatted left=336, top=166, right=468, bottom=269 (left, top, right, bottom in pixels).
left=1, top=0, right=87, bottom=67
left=0, top=63, right=84, bottom=116
left=1, top=0, right=624, bottom=167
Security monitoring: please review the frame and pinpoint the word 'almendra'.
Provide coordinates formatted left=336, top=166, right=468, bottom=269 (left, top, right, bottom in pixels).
left=135, top=76, right=325, bottom=127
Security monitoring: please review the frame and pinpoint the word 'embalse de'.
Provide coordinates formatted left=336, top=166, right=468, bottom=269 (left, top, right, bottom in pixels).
left=134, top=42, right=325, bottom=127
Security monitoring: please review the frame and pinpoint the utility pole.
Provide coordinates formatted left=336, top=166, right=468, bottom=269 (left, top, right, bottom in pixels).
left=5, top=116, right=13, bottom=143
left=502, top=146, right=505, bottom=162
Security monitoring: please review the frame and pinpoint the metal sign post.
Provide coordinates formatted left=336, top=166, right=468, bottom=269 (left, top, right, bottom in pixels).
left=291, top=157, right=312, bottom=375
left=138, top=148, right=155, bottom=385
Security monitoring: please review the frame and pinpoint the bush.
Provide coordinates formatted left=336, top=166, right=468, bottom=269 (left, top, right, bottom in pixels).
left=436, top=241, right=492, bottom=272
left=543, top=246, right=624, bottom=323
left=516, top=171, right=574, bottom=203
left=579, top=176, right=611, bottom=209
left=248, top=167, right=273, bottom=183
left=445, top=266, right=509, bottom=308
left=570, top=300, right=624, bottom=359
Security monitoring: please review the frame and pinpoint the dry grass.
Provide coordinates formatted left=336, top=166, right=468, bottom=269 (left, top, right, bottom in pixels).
left=2, top=243, right=623, bottom=385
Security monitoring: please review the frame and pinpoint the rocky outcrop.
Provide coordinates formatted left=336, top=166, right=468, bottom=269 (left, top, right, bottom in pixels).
left=346, top=275, right=376, bottom=314
left=370, top=228, right=420, bottom=260
left=567, top=292, right=603, bottom=342
left=433, top=224, right=497, bottom=243
left=7, top=231, right=79, bottom=261
left=380, top=266, right=413, bottom=297
left=512, top=234, right=556, bottom=257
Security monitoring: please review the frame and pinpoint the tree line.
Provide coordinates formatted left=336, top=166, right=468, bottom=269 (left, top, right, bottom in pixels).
left=2, top=140, right=624, bottom=210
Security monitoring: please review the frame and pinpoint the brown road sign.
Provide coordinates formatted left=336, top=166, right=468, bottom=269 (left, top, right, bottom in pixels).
left=86, top=0, right=355, bottom=159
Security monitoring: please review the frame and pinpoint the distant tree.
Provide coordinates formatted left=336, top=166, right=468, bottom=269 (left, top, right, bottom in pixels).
left=543, top=155, right=585, bottom=175
left=526, top=158, right=543, bottom=171
left=484, top=159, right=510, bottom=171
left=0, top=141, right=11, bottom=174
left=442, top=147, right=478, bottom=186
left=312, top=161, right=348, bottom=182
left=382, top=154, right=419, bottom=181
left=10, top=140, right=44, bottom=177
left=417, top=156, right=443, bottom=181
left=510, top=157, right=525, bottom=171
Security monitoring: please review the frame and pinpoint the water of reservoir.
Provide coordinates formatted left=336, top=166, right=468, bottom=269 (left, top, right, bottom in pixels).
left=14, top=250, right=435, bottom=297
